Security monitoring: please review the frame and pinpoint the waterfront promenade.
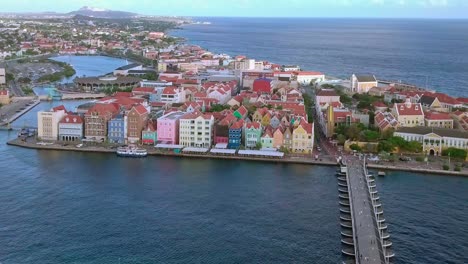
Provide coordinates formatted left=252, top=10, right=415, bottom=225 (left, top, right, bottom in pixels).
left=6, top=138, right=468, bottom=177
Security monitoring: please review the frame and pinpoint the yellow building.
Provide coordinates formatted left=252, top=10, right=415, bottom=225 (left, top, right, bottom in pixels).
left=0, top=89, right=10, bottom=105
left=392, top=99, right=424, bottom=127
left=351, top=74, right=377, bottom=94
left=292, top=120, right=314, bottom=154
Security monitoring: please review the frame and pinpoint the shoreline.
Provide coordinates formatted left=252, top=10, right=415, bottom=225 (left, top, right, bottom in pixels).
left=6, top=139, right=468, bottom=177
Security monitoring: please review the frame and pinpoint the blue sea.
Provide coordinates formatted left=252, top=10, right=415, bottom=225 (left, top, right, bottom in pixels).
left=0, top=19, right=468, bottom=263
left=171, top=18, right=468, bottom=97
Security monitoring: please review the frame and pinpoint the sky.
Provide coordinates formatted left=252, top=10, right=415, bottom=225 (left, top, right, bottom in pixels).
left=2, top=0, right=468, bottom=19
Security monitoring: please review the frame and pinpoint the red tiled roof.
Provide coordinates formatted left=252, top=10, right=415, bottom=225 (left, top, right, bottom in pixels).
left=59, top=114, right=83, bottom=124
left=294, top=71, right=323, bottom=76
left=394, top=102, right=424, bottom=116
left=253, top=78, right=272, bottom=94
left=245, top=121, right=261, bottom=129
left=132, top=87, right=154, bottom=94
left=86, top=103, right=119, bottom=116
left=236, top=105, right=248, bottom=116
left=131, top=104, right=148, bottom=115
left=162, top=86, right=178, bottom=95
left=457, top=97, right=468, bottom=104
left=52, top=105, right=67, bottom=112
left=424, top=111, right=452, bottom=120
left=0, top=90, right=8, bottom=96
left=230, top=119, right=244, bottom=129
left=373, top=101, right=387, bottom=108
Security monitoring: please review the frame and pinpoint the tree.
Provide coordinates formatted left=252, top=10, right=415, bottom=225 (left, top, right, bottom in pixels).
left=350, top=144, right=362, bottom=152
left=337, top=134, right=346, bottom=145
left=346, top=124, right=364, bottom=141
left=442, top=148, right=467, bottom=160
left=406, top=141, right=423, bottom=153
left=255, top=142, right=262, bottom=150
left=361, top=130, right=380, bottom=142
left=378, top=140, right=395, bottom=152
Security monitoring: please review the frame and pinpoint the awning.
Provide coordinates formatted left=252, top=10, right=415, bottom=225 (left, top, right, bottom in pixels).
left=142, top=139, right=155, bottom=144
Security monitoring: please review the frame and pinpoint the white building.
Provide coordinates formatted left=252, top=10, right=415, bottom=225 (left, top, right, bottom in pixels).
left=282, top=65, right=301, bottom=72
left=161, top=86, right=186, bottom=103
left=179, top=112, right=214, bottom=148
left=295, top=71, right=325, bottom=85
left=58, top=115, right=84, bottom=142
left=37, top=107, right=67, bottom=141
left=394, top=127, right=468, bottom=157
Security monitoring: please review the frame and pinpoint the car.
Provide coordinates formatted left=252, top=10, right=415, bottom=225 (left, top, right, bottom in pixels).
left=399, top=156, right=411, bottom=161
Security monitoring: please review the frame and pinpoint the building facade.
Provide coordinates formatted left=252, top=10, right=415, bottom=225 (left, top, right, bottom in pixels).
left=108, top=114, right=127, bottom=144
left=228, top=120, right=243, bottom=149
left=37, top=108, right=66, bottom=141
left=84, top=104, right=119, bottom=142
left=244, top=122, right=262, bottom=148
left=392, top=100, right=424, bottom=127
left=395, top=127, right=468, bottom=157
left=58, top=115, right=83, bottom=142
left=127, top=104, right=149, bottom=144
left=350, top=74, right=378, bottom=94
left=179, top=113, right=214, bottom=148
left=292, top=121, right=314, bottom=154
left=157, top=111, right=185, bottom=144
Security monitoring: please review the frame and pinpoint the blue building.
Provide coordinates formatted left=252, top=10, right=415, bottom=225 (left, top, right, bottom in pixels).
left=107, top=114, right=127, bottom=144
left=228, top=120, right=243, bottom=149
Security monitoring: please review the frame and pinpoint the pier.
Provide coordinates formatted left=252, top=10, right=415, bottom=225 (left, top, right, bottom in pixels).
left=339, top=158, right=394, bottom=264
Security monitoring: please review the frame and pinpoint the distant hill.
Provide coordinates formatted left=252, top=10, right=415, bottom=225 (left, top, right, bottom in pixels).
left=67, top=6, right=138, bottom=19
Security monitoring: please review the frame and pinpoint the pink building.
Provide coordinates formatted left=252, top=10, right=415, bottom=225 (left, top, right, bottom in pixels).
left=156, top=111, right=185, bottom=144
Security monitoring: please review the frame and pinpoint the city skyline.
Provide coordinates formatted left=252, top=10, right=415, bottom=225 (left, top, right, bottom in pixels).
left=2, top=0, right=468, bottom=19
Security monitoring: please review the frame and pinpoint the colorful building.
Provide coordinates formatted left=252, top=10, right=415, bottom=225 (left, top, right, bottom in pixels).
left=127, top=104, right=149, bottom=143
left=392, top=99, right=424, bottom=127
left=244, top=121, right=262, bottom=149
left=84, top=103, right=119, bottom=142
left=142, top=121, right=157, bottom=145
left=108, top=113, right=127, bottom=144
left=292, top=120, right=314, bottom=154
left=260, top=128, right=274, bottom=149
left=228, top=119, right=243, bottom=149
left=179, top=112, right=214, bottom=148
left=157, top=111, right=185, bottom=144
left=273, top=126, right=285, bottom=149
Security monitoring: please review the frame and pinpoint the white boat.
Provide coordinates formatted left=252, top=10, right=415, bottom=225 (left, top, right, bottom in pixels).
left=116, top=146, right=147, bottom=157
left=378, top=171, right=386, bottom=177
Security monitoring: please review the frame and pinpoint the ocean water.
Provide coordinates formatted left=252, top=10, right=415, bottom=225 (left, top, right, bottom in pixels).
left=171, top=18, right=468, bottom=97
left=0, top=131, right=341, bottom=263
left=0, top=129, right=467, bottom=263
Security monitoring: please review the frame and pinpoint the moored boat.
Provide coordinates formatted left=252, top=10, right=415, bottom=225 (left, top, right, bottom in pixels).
left=116, top=146, right=148, bottom=157
left=378, top=171, right=386, bottom=177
